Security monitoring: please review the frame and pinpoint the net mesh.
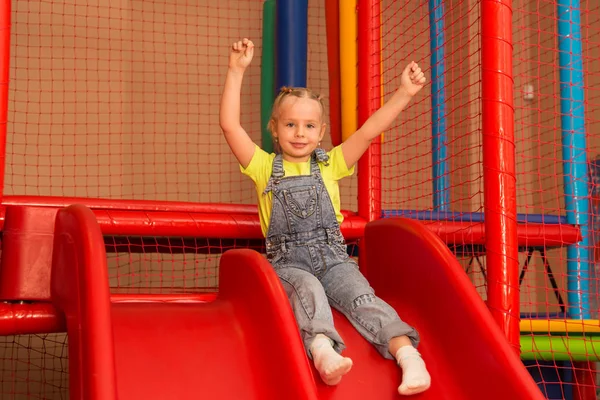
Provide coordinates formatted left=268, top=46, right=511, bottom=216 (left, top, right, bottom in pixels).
left=1, top=0, right=600, bottom=398
left=381, top=0, right=486, bottom=292
left=6, top=0, right=263, bottom=203
left=512, top=0, right=600, bottom=396
left=380, top=0, right=600, bottom=397
left=0, top=334, right=68, bottom=399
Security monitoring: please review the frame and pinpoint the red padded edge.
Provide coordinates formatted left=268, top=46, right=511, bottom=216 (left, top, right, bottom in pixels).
left=51, top=204, right=118, bottom=400
left=0, top=206, right=57, bottom=300
left=363, top=218, right=544, bottom=400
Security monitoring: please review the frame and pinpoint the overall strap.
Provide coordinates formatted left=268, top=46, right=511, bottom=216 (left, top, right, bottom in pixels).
left=313, top=148, right=330, bottom=165
left=263, top=154, right=285, bottom=194
left=263, top=150, right=329, bottom=194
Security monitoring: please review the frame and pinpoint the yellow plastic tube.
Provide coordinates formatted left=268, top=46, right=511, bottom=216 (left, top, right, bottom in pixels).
left=520, top=319, right=600, bottom=334
left=339, top=0, right=357, bottom=142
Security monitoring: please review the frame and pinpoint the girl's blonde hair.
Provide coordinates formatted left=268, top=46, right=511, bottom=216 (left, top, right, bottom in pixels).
left=267, top=86, right=325, bottom=134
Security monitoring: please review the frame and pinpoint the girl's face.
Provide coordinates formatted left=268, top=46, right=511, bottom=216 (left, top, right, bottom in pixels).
left=273, top=96, right=326, bottom=163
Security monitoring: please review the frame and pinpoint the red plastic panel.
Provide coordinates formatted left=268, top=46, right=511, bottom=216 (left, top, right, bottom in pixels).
left=51, top=204, right=118, bottom=400
left=111, top=302, right=270, bottom=399
left=50, top=206, right=551, bottom=399
left=0, top=206, right=58, bottom=300
left=53, top=206, right=319, bottom=400
left=108, top=249, right=318, bottom=400
left=363, top=218, right=544, bottom=400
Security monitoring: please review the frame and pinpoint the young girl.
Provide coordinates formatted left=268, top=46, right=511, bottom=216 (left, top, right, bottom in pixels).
left=220, top=38, right=430, bottom=396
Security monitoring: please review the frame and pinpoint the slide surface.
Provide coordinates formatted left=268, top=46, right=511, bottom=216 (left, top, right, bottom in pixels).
left=51, top=206, right=544, bottom=400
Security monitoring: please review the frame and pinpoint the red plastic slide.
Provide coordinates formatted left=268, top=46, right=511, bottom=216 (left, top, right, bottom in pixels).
left=51, top=205, right=543, bottom=400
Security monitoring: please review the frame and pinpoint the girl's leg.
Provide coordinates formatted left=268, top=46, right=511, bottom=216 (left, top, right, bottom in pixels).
left=276, top=267, right=352, bottom=385
left=321, top=262, right=430, bottom=394
left=389, top=336, right=431, bottom=395
left=309, top=334, right=353, bottom=385
left=320, top=261, right=418, bottom=356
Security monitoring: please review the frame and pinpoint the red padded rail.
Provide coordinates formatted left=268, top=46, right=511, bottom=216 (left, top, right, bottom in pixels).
left=0, top=199, right=580, bottom=244
left=0, top=203, right=580, bottom=309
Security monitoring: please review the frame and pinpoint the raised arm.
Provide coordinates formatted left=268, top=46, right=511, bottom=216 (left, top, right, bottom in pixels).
left=341, top=62, right=426, bottom=169
left=220, top=38, right=257, bottom=169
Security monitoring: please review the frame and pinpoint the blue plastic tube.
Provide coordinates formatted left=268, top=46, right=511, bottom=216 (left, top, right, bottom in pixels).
left=276, top=0, right=308, bottom=89
left=429, top=0, right=449, bottom=211
left=557, top=0, right=590, bottom=319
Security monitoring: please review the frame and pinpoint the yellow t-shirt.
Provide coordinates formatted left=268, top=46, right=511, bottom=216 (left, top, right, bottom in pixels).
left=241, top=145, right=355, bottom=237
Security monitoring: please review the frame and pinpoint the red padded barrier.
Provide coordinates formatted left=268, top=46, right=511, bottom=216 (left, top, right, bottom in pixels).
left=0, top=206, right=58, bottom=300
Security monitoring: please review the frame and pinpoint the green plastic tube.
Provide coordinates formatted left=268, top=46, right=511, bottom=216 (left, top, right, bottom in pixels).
left=520, top=335, right=600, bottom=361
left=260, top=0, right=275, bottom=153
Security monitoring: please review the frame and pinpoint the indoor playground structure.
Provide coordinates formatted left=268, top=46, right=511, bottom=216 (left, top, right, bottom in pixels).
left=0, top=0, right=598, bottom=399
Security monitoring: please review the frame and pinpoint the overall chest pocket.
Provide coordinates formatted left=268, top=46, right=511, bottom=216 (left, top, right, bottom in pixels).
left=283, top=186, right=318, bottom=219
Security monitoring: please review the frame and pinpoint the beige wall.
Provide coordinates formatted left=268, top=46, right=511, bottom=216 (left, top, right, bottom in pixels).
left=6, top=0, right=264, bottom=204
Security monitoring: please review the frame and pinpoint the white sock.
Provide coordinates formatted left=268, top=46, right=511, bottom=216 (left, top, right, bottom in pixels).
left=395, top=346, right=431, bottom=395
left=310, top=334, right=353, bottom=386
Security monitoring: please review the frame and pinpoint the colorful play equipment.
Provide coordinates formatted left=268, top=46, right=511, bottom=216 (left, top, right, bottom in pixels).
left=429, top=0, right=449, bottom=211
left=276, top=0, right=308, bottom=89
left=0, top=205, right=545, bottom=399
left=260, top=0, right=276, bottom=153
left=262, top=0, right=308, bottom=150
left=348, top=0, right=599, bottom=397
left=557, top=0, right=590, bottom=320
left=339, top=0, right=357, bottom=143
left=399, top=0, right=596, bottom=395
left=325, top=0, right=342, bottom=147
left=0, top=0, right=598, bottom=399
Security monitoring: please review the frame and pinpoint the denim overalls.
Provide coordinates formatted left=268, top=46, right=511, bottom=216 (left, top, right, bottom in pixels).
left=264, top=149, right=419, bottom=358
